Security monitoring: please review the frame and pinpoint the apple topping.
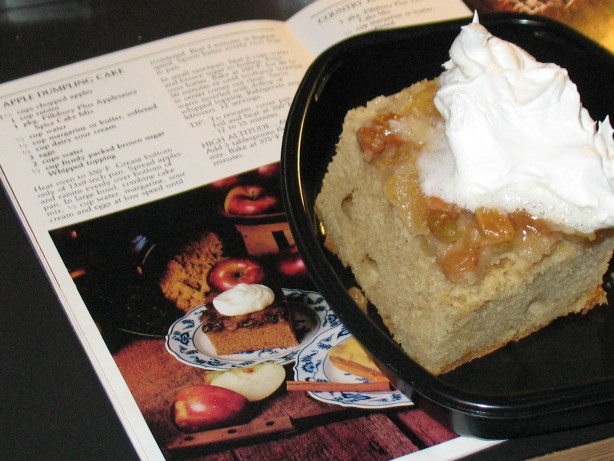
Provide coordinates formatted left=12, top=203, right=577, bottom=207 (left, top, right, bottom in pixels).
left=356, top=80, right=440, bottom=165
left=427, top=206, right=463, bottom=244
left=440, top=246, right=480, bottom=281
left=356, top=112, right=404, bottom=162
left=201, top=302, right=291, bottom=333
left=354, top=80, right=571, bottom=283
left=475, top=207, right=515, bottom=243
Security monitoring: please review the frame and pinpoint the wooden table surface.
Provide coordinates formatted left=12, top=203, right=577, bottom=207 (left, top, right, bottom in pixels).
left=112, top=337, right=456, bottom=459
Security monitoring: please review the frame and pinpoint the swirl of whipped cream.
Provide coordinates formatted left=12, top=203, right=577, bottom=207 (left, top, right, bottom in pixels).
left=419, top=14, right=614, bottom=233
left=212, top=283, right=274, bottom=316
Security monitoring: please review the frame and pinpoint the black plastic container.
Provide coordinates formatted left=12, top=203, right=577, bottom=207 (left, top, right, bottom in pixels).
left=281, top=14, right=614, bottom=439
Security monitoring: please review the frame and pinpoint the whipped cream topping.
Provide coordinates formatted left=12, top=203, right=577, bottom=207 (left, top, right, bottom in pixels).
left=419, top=14, right=614, bottom=233
left=212, top=283, right=274, bottom=316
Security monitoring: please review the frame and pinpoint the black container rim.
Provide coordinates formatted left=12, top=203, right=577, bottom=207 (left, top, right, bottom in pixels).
left=281, top=13, right=614, bottom=439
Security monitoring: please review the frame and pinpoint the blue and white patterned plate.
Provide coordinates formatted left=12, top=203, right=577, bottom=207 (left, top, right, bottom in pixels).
left=166, top=288, right=339, bottom=370
left=294, top=323, right=413, bottom=409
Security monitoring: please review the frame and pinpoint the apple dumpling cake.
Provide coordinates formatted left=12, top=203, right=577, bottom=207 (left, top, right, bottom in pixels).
left=315, top=17, right=614, bottom=375
left=201, top=283, right=298, bottom=355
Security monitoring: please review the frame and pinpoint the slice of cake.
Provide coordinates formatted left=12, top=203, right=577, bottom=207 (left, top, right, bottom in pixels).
left=329, top=336, right=388, bottom=382
left=200, top=283, right=298, bottom=355
left=316, top=16, right=614, bottom=375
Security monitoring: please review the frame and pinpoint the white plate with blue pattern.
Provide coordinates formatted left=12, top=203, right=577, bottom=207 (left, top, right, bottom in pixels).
left=293, top=323, right=413, bottom=409
left=166, top=288, right=338, bottom=370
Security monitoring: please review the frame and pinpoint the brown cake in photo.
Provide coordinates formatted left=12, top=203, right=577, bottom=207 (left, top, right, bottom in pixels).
left=200, top=284, right=298, bottom=355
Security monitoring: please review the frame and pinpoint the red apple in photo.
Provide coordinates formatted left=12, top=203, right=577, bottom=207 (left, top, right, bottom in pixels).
left=210, top=175, right=239, bottom=189
left=171, top=385, right=249, bottom=433
left=256, top=163, right=280, bottom=178
left=224, top=185, right=279, bottom=215
left=208, top=257, right=265, bottom=292
left=276, top=245, right=308, bottom=278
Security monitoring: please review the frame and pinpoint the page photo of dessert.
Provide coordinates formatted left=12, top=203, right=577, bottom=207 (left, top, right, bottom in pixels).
left=50, top=162, right=317, bottom=347
left=48, top=160, right=423, bottom=455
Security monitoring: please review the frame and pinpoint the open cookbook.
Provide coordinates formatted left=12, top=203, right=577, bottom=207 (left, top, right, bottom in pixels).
left=6, top=0, right=609, bottom=459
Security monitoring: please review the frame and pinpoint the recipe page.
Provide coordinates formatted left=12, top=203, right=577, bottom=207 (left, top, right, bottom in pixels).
left=288, top=0, right=471, bottom=55
left=0, top=0, right=471, bottom=233
left=0, top=20, right=311, bottom=231
left=0, top=22, right=314, bottom=458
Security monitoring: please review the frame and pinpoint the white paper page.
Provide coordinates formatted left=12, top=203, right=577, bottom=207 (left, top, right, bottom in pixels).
left=0, top=20, right=312, bottom=231
left=287, top=0, right=471, bottom=56
left=393, top=436, right=504, bottom=460
left=0, top=19, right=311, bottom=461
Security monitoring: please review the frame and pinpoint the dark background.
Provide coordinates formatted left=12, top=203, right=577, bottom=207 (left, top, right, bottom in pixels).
left=1, top=1, right=612, bottom=460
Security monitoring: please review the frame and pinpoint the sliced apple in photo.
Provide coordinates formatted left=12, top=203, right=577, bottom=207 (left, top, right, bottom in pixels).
left=203, top=370, right=223, bottom=385
left=208, top=363, right=286, bottom=401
